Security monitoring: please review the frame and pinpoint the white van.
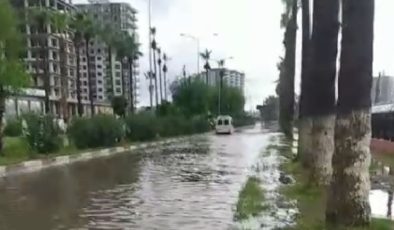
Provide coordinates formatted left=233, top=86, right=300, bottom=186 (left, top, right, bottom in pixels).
left=215, top=115, right=234, bottom=134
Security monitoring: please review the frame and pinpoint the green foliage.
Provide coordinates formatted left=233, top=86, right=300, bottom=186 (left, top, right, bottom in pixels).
left=111, top=96, right=128, bottom=117
left=171, top=79, right=245, bottom=117
left=23, top=113, right=62, bottom=155
left=156, top=101, right=180, bottom=117
left=258, top=95, right=279, bottom=122
left=233, top=113, right=256, bottom=127
left=68, top=115, right=124, bottom=149
left=4, top=119, right=22, bottom=137
left=125, top=113, right=158, bottom=141
left=235, top=176, right=267, bottom=220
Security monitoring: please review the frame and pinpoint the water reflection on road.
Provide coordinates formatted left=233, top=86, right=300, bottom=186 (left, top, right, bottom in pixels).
left=0, top=126, right=274, bottom=230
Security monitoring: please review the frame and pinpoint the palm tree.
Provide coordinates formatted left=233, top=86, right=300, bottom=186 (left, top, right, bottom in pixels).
left=81, top=16, right=96, bottom=116
left=200, top=49, right=212, bottom=84
left=99, top=24, right=117, bottom=102
left=217, top=59, right=225, bottom=115
left=125, top=34, right=142, bottom=113
left=278, top=0, right=298, bottom=138
left=326, top=0, right=374, bottom=226
left=69, top=12, right=86, bottom=117
left=157, top=47, right=163, bottom=102
left=52, top=12, right=70, bottom=121
left=297, top=0, right=312, bottom=166
left=163, top=53, right=168, bottom=101
left=151, top=35, right=159, bottom=107
left=305, top=0, right=340, bottom=185
left=26, top=6, right=54, bottom=114
left=113, top=32, right=129, bottom=99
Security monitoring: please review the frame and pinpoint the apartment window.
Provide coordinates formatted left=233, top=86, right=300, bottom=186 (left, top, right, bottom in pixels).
left=115, top=72, right=121, bottom=77
left=83, top=65, right=87, bottom=70
left=116, top=88, right=121, bottom=93
left=115, top=64, right=121, bottom=69
left=98, top=88, right=103, bottom=92
left=84, top=96, right=88, bottom=100
left=53, top=64, right=58, bottom=73
left=83, top=73, right=87, bottom=78
left=97, top=49, right=101, bottom=54
left=82, top=57, right=86, bottom=62
left=97, top=65, right=102, bottom=69
left=83, top=88, right=87, bottom=93
left=98, top=80, right=103, bottom=84
left=83, top=81, right=87, bottom=86
left=52, top=51, right=58, bottom=60
left=51, top=39, right=57, bottom=47
left=97, top=56, right=102, bottom=61
left=115, top=80, right=121, bottom=85
left=89, top=57, right=95, bottom=62
left=97, top=72, right=102, bottom=77
left=99, top=96, right=103, bottom=100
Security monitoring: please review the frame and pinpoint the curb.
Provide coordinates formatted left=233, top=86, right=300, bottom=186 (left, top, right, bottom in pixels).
left=0, top=135, right=196, bottom=179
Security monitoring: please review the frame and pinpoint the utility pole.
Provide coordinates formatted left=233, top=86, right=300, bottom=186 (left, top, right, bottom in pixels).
left=148, top=0, right=153, bottom=108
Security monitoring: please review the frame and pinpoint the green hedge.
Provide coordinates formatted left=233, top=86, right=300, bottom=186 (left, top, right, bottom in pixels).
left=4, top=119, right=22, bottom=137
left=68, top=115, right=123, bottom=149
left=23, top=113, right=62, bottom=155
left=124, top=113, right=158, bottom=142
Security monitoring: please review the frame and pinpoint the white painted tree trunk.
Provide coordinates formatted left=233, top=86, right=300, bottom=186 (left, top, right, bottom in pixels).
left=310, top=114, right=335, bottom=185
left=298, top=117, right=313, bottom=168
left=326, top=109, right=371, bottom=226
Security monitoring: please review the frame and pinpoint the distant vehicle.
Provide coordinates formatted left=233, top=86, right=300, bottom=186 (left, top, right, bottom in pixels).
left=215, top=115, right=234, bottom=134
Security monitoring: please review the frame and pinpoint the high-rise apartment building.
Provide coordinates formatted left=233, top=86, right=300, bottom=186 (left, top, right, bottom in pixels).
left=76, top=1, right=140, bottom=109
left=11, top=0, right=79, bottom=119
left=200, top=68, right=245, bottom=93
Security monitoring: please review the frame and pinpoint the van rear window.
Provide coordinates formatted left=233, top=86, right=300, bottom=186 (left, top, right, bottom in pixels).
left=224, top=119, right=229, bottom=125
left=218, top=119, right=223, bottom=125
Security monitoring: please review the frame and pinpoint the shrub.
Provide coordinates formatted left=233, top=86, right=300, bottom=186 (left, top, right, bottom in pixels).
left=157, top=115, right=189, bottom=137
left=125, top=113, right=158, bottom=141
left=4, top=119, right=22, bottom=137
left=23, top=113, right=62, bottom=155
left=68, top=115, right=124, bottom=149
left=233, top=114, right=256, bottom=127
left=190, top=116, right=210, bottom=133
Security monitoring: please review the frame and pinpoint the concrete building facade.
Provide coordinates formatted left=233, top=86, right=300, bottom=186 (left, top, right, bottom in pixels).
left=76, top=2, right=140, bottom=108
left=201, top=68, right=245, bottom=93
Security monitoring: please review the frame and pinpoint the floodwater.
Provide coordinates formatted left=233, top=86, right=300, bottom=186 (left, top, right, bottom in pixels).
left=0, top=125, right=391, bottom=230
left=0, top=125, right=291, bottom=230
left=370, top=161, right=394, bottom=220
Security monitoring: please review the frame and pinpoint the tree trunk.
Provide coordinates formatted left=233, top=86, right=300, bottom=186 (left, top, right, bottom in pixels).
left=0, top=88, right=5, bottom=155
left=59, top=36, right=69, bottom=122
left=206, top=67, right=209, bottom=85
left=128, top=58, right=134, bottom=113
left=41, top=35, right=51, bottom=114
left=164, top=70, right=167, bottom=101
left=108, top=46, right=114, bottom=99
left=158, top=61, right=163, bottom=103
left=75, top=44, right=83, bottom=117
left=306, top=0, right=340, bottom=184
left=153, top=49, right=159, bottom=107
left=85, top=40, right=95, bottom=116
left=279, top=0, right=297, bottom=139
left=297, top=0, right=311, bottom=163
left=326, top=0, right=374, bottom=226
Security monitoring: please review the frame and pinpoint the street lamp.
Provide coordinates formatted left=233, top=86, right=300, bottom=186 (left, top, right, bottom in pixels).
left=215, top=56, right=234, bottom=115
left=180, top=33, right=218, bottom=76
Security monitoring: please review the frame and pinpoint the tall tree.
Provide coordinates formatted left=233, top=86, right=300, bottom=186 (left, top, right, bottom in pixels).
left=0, top=0, right=29, bottom=153
left=125, top=34, right=142, bottom=113
left=69, top=12, right=85, bottom=117
left=163, top=53, right=168, bottom=101
left=278, top=0, right=298, bottom=138
left=99, top=24, right=117, bottom=102
left=297, top=0, right=312, bottom=166
left=157, top=47, right=163, bottom=102
left=82, top=15, right=97, bottom=116
left=26, top=6, right=54, bottom=114
left=200, top=49, right=212, bottom=84
left=304, top=0, right=340, bottom=184
left=326, top=0, right=375, bottom=226
left=151, top=34, right=159, bottom=107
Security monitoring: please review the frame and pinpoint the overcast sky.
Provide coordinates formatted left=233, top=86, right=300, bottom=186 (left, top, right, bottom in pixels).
left=73, top=0, right=394, bottom=110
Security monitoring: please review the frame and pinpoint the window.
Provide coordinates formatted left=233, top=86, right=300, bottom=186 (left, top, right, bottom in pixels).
left=82, top=57, right=86, bottom=62
left=97, top=49, right=101, bottom=54
left=83, top=88, right=87, bottom=93
left=98, top=80, right=103, bottom=84
left=99, top=96, right=103, bottom=100
left=97, top=72, right=102, bottom=77
left=52, top=51, right=58, bottom=60
left=224, top=119, right=230, bottom=125
left=97, top=65, right=102, bottom=69
left=97, top=56, right=102, bottom=61
left=217, top=119, right=223, bottom=125
left=83, top=73, right=87, bottom=78
left=52, top=39, right=57, bottom=47
left=116, top=88, right=121, bottom=93
left=98, top=88, right=103, bottom=92
left=116, top=72, right=121, bottom=77
left=115, top=80, right=121, bottom=85
left=115, top=64, right=121, bottom=69
left=84, top=96, right=88, bottom=100
left=83, top=65, right=87, bottom=70
left=83, top=81, right=87, bottom=86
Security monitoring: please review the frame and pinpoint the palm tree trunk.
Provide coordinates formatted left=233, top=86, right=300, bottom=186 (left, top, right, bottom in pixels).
left=298, top=0, right=312, bottom=166
left=163, top=70, right=167, bottom=101
left=205, top=67, right=209, bottom=85
left=40, top=35, right=51, bottom=114
left=153, top=49, right=159, bottom=107
left=75, top=44, right=83, bottom=116
left=108, top=46, right=114, bottom=99
left=326, top=0, right=374, bottom=226
left=85, top=40, right=95, bottom=116
left=0, top=87, right=5, bottom=155
left=307, top=0, right=340, bottom=185
left=158, top=61, right=163, bottom=103
left=121, top=61, right=126, bottom=98
left=279, top=0, right=298, bottom=139
left=59, top=35, right=69, bottom=122
left=128, top=58, right=134, bottom=113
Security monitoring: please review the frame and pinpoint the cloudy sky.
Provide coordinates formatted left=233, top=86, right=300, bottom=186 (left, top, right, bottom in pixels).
left=73, top=0, right=394, bottom=110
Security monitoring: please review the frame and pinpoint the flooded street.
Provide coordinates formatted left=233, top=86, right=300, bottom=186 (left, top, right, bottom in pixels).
left=0, top=125, right=282, bottom=230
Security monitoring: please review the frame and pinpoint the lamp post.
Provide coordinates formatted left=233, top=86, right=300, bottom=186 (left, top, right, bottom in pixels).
left=215, top=56, right=234, bottom=115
